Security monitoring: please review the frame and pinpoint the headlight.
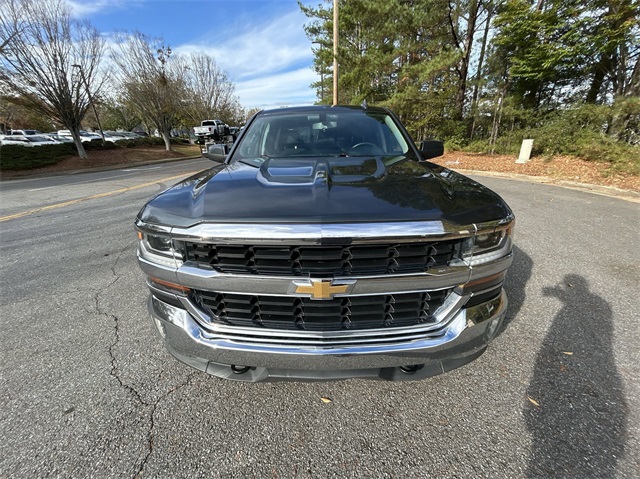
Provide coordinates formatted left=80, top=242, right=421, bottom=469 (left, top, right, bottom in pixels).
left=137, top=231, right=183, bottom=268
left=462, top=222, right=514, bottom=266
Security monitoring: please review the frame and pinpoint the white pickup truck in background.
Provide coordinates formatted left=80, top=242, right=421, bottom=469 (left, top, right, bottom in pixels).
left=193, top=119, right=229, bottom=143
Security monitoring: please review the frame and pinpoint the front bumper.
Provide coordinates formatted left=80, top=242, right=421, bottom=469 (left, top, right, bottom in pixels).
left=147, top=289, right=507, bottom=382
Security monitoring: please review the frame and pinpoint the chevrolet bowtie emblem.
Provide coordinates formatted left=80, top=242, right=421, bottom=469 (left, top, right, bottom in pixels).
left=290, top=279, right=357, bottom=300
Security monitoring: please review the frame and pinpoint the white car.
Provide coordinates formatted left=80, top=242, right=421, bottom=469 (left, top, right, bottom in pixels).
left=0, top=135, right=34, bottom=146
left=57, top=129, right=102, bottom=143
left=45, top=133, right=75, bottom=143
left=102, top=132, right=128, bottom=143
left=9, top=129, right=43, bottom=136
left=24, top=135, right=62, bottom=146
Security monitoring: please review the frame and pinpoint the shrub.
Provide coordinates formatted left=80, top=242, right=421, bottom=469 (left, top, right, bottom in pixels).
left=461, top=105, right=640, bottom=175
left=0, top=144, right=76, bottom=170
left=84, top=140, right=117, bottom=151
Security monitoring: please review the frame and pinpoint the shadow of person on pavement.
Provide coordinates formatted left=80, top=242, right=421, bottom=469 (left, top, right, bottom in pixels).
left=525, top=274, right=627, bottom=478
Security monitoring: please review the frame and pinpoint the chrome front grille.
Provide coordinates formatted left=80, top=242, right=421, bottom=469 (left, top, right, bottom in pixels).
left=193, top=289, right=450, bottom=332
left=185, top=240, right=460, bottom=276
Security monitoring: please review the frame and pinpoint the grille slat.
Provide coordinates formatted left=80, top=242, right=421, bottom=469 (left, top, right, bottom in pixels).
left=195, top=291, right=448, bottom=332
left=186, top=240, right=460, bottom=276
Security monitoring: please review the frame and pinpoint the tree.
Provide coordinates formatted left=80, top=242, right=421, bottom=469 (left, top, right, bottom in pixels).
left=0, top=0, right=106, bottom=158
left=182, top=52, right=237, bottom=125
left=112, top=33, right=188, bottom=150
left=99, top=98, right=142, bottom=132
left=300, top=0, right=460, bottom=139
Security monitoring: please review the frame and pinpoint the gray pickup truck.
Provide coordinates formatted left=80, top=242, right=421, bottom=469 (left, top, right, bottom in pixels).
left=136, top=105, right=514, bottom=382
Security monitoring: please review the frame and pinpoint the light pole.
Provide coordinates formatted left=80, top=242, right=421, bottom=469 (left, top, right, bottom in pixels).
left=72, top=64, right=105, bottom=144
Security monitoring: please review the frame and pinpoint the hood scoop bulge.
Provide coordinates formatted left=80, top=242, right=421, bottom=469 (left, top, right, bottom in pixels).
left=256, top=157, right=386, bottom=187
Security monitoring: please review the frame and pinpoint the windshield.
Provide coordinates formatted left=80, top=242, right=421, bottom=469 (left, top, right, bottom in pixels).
left=231, top=109, right=410, bottom=165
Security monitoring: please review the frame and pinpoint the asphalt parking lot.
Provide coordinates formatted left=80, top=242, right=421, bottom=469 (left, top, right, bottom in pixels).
left=1, top=159, right=638, bottom=478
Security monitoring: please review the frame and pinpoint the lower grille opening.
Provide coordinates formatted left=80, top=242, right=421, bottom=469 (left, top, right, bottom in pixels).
left=192, top=290, right=450, bottom=332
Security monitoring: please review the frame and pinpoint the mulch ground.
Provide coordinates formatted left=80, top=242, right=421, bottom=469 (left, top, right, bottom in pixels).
left=438, top=152, right=640, bottom=193
left=2, top=146, right=638, bottom=193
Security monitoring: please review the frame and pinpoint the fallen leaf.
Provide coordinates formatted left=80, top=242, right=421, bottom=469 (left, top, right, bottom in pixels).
left=562, top=351, right=574, bottom=355
left=559, top=365, right=567, bottom=372
left=320, top=397, right=332, bottom=404
left=528, top=396, right=541, bottom=408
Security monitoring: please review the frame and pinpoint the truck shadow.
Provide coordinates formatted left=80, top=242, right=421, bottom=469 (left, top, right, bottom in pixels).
left=524, top=274, right=627, bottom=477
left=498, top=244, right=533, bottom=337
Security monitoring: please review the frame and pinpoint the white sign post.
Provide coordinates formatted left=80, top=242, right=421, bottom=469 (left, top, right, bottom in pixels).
left=516, top=139, right=534, bottom=164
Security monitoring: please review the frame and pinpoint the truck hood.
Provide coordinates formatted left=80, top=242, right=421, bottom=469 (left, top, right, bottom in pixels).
left=138, top=156, right=511, bottom=228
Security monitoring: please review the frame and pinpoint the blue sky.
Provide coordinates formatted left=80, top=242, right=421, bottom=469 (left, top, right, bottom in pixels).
left=68, top=0, right=320, bottom=109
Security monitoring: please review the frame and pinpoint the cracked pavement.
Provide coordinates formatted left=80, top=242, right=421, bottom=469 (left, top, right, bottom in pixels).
left=1, top=158, right=638, bottom=478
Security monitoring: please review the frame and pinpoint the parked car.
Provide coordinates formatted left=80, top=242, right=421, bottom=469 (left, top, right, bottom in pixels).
left=102, top=131, right=128, bottom=143
left=9, top=129, right=43, bottom=136
left=0, top=135, right=34, bottom=146
left=1, top=134, right=62, bottom=146
left=57, top=129, right=102, bottom=143
left=24, top=135, right=62, bottom=146
left=135, top=105, right=515, bottom=382
left=45, top=133, right=75, bottom=143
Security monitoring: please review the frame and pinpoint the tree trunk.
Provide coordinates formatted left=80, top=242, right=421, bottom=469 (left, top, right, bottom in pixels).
left=468, top=5, right=493, bottom=139
left=586, top=54, right=611, bottom=104
left=610, top=54, right=640, bottom=140
left=69, top=125, right=88, bottom=159
left=624, top=54, right=640, bottom=97
left=453, top=0, right=479, bottom=121
left=161, top=129, right=172, bottom=151
left=490, top=83, right=507, bottom=154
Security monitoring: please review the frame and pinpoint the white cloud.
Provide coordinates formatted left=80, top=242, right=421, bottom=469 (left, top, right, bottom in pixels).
left=235, top=67, right=319, bottom=109
left=174, top=9, right=313, bottom=81
left=70, top=0, right=321, bottom=109
left=173, top=8, right=319, bottom=109
left=66, top=0, right=136, bottom=17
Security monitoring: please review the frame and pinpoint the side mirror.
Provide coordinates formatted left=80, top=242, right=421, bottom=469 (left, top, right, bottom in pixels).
left=419, top=140, right=444, bottom=160
left=205, top=143, right=228, bottom=163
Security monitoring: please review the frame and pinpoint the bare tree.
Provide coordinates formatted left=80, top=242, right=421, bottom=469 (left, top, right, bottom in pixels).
left=0, top=0, right=106, bottom=158
left=182, top=52, right=237, bottom=125
left=112, top=32, right=188, bottom=151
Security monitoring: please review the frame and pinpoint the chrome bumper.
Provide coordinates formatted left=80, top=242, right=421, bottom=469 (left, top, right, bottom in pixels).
left=147, top=289, right=507, bottom=382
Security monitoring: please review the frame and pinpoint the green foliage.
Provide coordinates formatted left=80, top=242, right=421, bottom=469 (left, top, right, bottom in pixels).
left=84, top=140, right=117, bottom=151
left=0, top=143, right=75, bottom=170
left=117, top=137, right=165, bottom=148
left=462, top=104, right=640, bottom=174
left=300, top=0, right=639, bottom=175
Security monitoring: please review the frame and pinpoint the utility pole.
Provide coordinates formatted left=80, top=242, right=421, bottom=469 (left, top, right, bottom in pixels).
left=333, top=0, right=339, bottom=105
left=72, top=64, right=105, bottom=144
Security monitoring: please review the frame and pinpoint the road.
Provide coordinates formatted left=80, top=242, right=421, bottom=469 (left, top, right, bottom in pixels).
left=1, top=158, right=638, bottom=478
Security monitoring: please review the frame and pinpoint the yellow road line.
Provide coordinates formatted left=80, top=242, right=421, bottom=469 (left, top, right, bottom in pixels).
left=0, top=172, right=198, bottom=223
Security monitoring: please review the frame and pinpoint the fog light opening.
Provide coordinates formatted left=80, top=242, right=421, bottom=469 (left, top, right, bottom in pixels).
left=399, top=364, right=424, bottom=375
left=231, top=365, right=251, bottom=375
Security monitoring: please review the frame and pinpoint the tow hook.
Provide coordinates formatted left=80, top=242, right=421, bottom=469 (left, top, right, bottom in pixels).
left=230, top=365, right=251, bottom=375
left=399, top=364, right=425, bottom=375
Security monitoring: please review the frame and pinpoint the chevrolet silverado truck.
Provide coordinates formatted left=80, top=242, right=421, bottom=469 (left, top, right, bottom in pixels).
left=136, top=105, right=514, bottom=382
